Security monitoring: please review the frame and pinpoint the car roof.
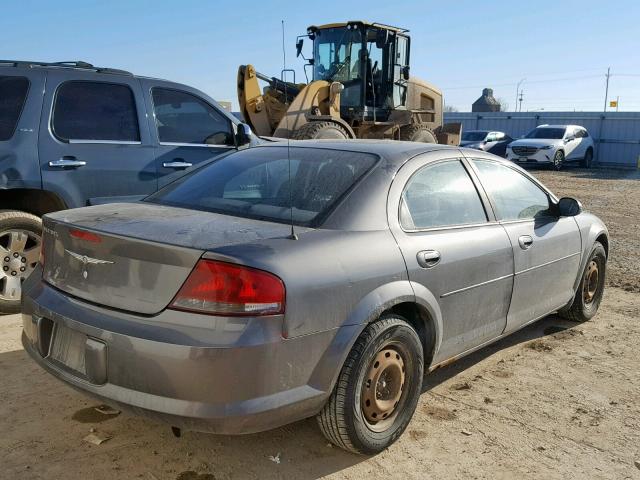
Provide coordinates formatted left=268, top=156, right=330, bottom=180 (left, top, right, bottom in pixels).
left=536, top=124, right=584, bottom=129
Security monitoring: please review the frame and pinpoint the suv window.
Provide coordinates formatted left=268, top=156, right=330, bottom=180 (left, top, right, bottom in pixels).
left=400, top=160, right=487, bottom=230
left=472, top=159, right=550, bottom=221
left=152, top=88, right=233, bottom=146
left=0, top=76, right=30, bottom=141
left=52, top=81, right=140, bottom=142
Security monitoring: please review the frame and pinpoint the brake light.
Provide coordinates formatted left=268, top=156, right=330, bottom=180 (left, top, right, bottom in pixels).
left=170, top=260, right=285, bottom=316
left=69, top=229, right=102, bottom=243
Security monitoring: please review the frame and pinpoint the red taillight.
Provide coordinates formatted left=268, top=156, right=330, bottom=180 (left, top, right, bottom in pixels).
left=69, top=229, right=102, bottom=243
left=170, top=260, right=285, bottom=316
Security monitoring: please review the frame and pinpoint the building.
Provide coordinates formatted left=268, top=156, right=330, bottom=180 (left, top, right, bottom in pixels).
left=472, top=88, right=501, bottom=113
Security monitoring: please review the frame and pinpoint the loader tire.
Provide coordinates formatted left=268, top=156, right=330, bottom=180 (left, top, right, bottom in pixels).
left=399, top=124, right=438, bottom=143
left=291, top=121, right=349, bottom=140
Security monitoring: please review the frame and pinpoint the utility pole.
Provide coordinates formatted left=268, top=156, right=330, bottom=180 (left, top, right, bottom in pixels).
left=518, top=91, right=524, bottom=112
left=603, top=67, right=610, bottom=112
left=616, top=96, right=619, bottom=112
left=516, top=78, right=525, bottom=112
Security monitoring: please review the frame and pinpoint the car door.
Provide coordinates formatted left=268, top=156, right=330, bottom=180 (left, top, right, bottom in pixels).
left=572, top=128, right=587, bottom=158
left=38, top=70, right=157, bottom=208
left=563, top=127, right=581, bottom=160
left=140, top=80, right=237, bottom=189
left=389, top=153, right=514, bottom=364
left=469, top=157, right=582, bottom=333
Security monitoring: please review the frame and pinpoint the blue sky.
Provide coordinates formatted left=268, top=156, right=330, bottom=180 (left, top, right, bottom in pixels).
left=2, top=0, right=639, bottom=112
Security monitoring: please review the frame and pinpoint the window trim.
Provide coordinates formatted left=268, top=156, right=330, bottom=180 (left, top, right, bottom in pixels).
left=150, top=86, right=234, bottom=147
left=398, top=158, right=491, bottom=233
left=49, top=80, right=142, bottom=144
left=0, top=75, right=31, bottom=142
left=467, top=157, right=558, bottom=224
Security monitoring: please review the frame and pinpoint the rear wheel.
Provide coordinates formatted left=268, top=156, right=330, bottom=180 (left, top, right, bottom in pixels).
left=581, top=148, right=593, bottom=168
left=559, top=241, right=606, bottom=322
left=317, top=315, right=424, bottom=454
left=552, top=150, right=565, bottom=170
left=291, top=121, right=349, bottom=140
left=399, top=124, right=438, bottom=143
left=0, top=210, right=42, bottom=314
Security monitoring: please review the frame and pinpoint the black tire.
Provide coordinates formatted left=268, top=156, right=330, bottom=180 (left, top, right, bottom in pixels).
left=581, top=148, right=593, bottom=168
left=0, top=210, right=42, bottom=314
left=291, top=121, right=349, bottom=140
left=559, top=241, right=606, bottom=322
left=317, top=315, right=424, bottom=455
left=552, top=149, right=565, bottom=170
left=399, top=124, right=438, bottom=143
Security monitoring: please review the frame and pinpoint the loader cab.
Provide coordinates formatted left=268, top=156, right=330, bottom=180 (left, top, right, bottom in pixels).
left=304, top=22, right=410, bottom=123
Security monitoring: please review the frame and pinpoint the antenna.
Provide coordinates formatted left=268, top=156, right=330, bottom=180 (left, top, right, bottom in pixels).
left=282, top=20, right=298, bottom=240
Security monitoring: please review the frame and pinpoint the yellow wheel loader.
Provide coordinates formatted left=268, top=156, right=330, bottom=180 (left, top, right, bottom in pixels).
left=238, top=21, right=461, bottom=144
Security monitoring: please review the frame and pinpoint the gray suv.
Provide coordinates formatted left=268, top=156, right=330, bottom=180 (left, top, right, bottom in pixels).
left=0, top=60, right=253, bottom=313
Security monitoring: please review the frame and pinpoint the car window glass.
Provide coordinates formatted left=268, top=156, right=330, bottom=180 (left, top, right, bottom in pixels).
left=152, top=88, right=232, bottom=146
left=52, top=81, right=140, bottom=141
left=472, top=159, right=551, bottom=221
left=486, top=133, right=497, bottom=142
left=0, top=76, right=30, bottom=141
left=400, top=160, right=487, bottom=230
left=146, top=147, right=378, bottom=227
left=581, top=129, right=589, bottom=138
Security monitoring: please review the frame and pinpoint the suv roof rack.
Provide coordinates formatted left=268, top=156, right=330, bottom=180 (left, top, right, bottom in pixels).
left=0, top=60, right=133, bottom=76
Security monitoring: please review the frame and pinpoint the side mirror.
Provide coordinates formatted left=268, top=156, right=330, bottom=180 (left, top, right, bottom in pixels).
left=235, top=123, right=252, bottom=147
left=375, top=29, right=389, bottom=48
left=556, top=197, right=582, bottom=217
left=402, top=65, right=410, bottom=80
left=296, top=38, right=304, bottom=58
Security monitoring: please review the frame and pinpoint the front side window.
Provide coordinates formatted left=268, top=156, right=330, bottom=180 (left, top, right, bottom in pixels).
left=146, top=147, right=378, bottom=227
left=400, top=160, right=487, bottom=230
left=462, top=131, right=488, bottom=142
left=0, top=76, right=30, bottom=141
left=52, top=81, right=140, bottom=142
left=472, top=159, right=551, bottom=221
left=152, top=88, right=233, bottom=146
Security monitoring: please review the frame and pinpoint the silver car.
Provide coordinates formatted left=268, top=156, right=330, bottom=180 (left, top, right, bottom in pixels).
left=22, top=141, right=608, bottom=454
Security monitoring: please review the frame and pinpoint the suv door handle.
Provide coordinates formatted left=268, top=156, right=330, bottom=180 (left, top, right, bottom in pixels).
left=518, top=235, right=534, bottom=250
left=417, top=250, right=441, bottom=268
left=49, top=157, right=86, bottom=168
left=163, top=161, right=193, bottom=169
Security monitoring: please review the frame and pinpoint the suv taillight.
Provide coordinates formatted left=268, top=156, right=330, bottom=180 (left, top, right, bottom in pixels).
left=170, top=260, right=285, bottom=316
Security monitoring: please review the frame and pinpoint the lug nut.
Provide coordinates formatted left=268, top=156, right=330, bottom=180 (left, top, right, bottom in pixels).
left=2, top=266, right=7, bottom=272
left=11, top=271, right=17, bottom=276
left=20, top=267, right=26, bottom=272
left=21, top=257, right=26, bottom=263
left=13, top=252, right=19, bottom=258
left=3, top=256, right=9, bottom=262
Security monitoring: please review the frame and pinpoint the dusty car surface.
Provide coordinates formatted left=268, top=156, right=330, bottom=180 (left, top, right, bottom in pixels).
left=21, top=140, right=608, bottom=454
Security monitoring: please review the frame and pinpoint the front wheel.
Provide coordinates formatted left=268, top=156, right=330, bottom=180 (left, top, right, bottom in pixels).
left=552, top=150, right=565, bottom=170
left=581, top=148, right=593, bottom=168
left=559, top=241, right=606, bottom=322
left=0, top=210, right=42, bottom=314
left=317, top=315, right=424, bottom=454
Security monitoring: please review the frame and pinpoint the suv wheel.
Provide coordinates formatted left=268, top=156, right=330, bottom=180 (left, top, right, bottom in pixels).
left=317, top=315, right=424, bottom=454
left=0, top=211, right=42, bottom=314
left=581, top=148, right=593, bottom=168
left=552, top=150, right=565, bottom=171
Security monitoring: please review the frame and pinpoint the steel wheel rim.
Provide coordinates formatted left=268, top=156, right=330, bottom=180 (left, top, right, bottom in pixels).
left=361, top=346, right=406, bottom=432
left=0, top=229, right=41, bottom=301
left=583, top=260, right=599, bottom=304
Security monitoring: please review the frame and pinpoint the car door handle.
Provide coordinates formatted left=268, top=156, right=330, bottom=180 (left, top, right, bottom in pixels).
left=417, top=250, right=441, bottom=268
left=49, top=157, right=86, bottom=168
left=162, top=161, right=193, bottom=169
left=518, top=235, right=534, bottom=250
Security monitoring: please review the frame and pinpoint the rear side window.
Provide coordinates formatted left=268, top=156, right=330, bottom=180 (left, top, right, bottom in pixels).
left=52, top=81, right=140, bottom=142
left=472, top=159, right=550, bottom=221
left=0, top=76, right=30, bottom=141
left=146, top=147, right=378, bottom=227
left=152, top=88, right=233, bottom=146
left=400, top=160, right=487, bottom=230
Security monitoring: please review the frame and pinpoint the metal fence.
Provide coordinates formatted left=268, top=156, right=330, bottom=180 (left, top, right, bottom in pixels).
left=444, top=111, right=640, bottom=168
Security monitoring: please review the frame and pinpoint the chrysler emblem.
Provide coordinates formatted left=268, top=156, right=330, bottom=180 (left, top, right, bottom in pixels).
left=65, top=249, right=114, bottom=279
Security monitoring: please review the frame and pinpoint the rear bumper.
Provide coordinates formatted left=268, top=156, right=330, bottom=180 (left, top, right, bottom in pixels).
left=21, top=272, right=356, bottom=434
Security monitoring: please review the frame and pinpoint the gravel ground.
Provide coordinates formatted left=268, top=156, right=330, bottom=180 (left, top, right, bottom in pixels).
left=1, top=167, right=639, bottom=480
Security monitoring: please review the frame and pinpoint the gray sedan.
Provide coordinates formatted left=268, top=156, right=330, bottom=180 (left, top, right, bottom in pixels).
left=22, top=141, right=608, bottom=454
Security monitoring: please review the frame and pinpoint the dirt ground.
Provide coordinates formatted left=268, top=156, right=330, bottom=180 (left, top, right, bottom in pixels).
left=1, top=168, right=639, bottom=480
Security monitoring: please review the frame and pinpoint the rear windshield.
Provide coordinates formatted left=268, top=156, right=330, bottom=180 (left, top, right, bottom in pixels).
left=525, top=127, right=565, bottom=139
left=145, top=146, right=378, bottom=227
left=0, top=76, right=30, bottom=141
left=462, top=131, right=487, bottom=141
